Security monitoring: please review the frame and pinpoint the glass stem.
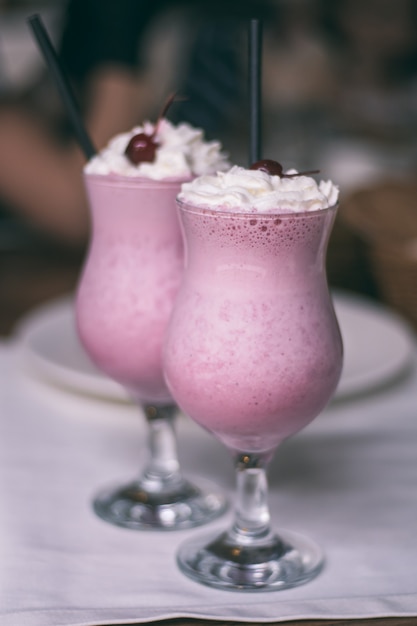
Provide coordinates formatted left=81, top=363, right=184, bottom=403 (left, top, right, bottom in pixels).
left=140, top=404, right=184, bottom=491
left=230, top=453, right=275, bottom=545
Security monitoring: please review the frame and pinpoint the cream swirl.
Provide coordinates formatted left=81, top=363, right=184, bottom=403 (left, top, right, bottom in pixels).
left=179, top=166, right=339, bottom=212
left=85, top=119, right=230, bottom=180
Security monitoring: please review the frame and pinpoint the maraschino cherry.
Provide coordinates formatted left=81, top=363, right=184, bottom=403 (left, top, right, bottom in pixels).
left=250, top=159, right=319, bottom=178
left=250, top=159, right=283, bottom=176
left=125, top=92, right=177, bottom=165
left=124, top=133, right=158, bottom=164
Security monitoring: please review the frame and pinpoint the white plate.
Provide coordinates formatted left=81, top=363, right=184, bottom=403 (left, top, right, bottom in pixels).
left=14, top=291, right=415, bottom=402
left=333, top=291, right=415, bottom=398
left=15, top=296, right=129, bottom=402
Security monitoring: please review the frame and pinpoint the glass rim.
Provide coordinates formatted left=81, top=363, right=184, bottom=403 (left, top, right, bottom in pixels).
left=83, top=171, right=192, bottom=188
left=176, top=197, right=339, bottom=220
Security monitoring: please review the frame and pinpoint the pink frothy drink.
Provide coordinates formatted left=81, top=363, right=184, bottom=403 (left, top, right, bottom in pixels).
left=76, top=118, right=229, bottom=405
left=76, top=173, right=185, bottom=404
left=164, top=200, right=343, bottom=454
left=163, top=164, right=343, bottom=590
left=75, top=118, right=230, bottom=531
left=164, top=198, right=343, bottom=454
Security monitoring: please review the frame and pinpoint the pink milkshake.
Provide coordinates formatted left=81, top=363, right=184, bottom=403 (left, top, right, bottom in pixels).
left=77, top=118, right=229, bottom=404
left=164, top=200, right=342, bottom=454
left=163, top=163, right=342, bottom=590
left=76, top=174, right=185, bottom=404
left=164, top=166, right=342, bottom=455
left=75, top=117, right=229, bottom=530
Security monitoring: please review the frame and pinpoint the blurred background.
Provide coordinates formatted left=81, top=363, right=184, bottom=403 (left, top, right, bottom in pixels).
left=1, top=0, right=417, bottom=333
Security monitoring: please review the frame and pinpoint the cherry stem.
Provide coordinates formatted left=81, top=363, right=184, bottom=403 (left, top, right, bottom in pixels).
left=153, top=92, right=185, bottom=138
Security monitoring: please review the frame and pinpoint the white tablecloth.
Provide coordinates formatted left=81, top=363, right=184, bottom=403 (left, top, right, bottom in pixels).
left=1, top=333, right=417, bottom=626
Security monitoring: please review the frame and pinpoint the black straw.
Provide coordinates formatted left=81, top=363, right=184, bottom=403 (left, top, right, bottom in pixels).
left=248, top=18, right=262, bottom=165
left=27, top=13, right=96, bottom=160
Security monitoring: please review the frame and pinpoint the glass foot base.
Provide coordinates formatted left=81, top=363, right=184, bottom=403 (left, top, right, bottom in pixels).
left=93, top=478, right=228, bottom=531
left=177, top=528, right=324, bottom=591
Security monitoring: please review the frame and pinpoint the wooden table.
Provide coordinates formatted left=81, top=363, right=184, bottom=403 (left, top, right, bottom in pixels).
left=1, top=234, right=414, bottom=626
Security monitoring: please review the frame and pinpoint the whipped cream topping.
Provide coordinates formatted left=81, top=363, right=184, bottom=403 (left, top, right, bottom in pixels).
left=179, top=165, right=339, bottom=212
left=84, top=119, right=230, bottom=180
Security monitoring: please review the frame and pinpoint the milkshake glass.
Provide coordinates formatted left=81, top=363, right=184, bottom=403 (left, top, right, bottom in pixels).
left=163, top=165, right=343, bottom=589
left=76, top=120, right=229, bottom=530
